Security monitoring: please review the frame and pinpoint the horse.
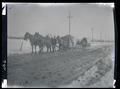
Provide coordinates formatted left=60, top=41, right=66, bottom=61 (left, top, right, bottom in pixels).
left=44, top=34, right=52, bottom=52
left=24, top=32, right=36, bottom=53
left=80, top=37, right=88, bottom=48
left=76, top=37, right=88, bottom=49
left=34, top=32, right=45, bottom=53
left=51, top=36, right=57, bottom=52
left=56, top=35, right=63, bottom=51
left=24, top=32, right=45, bottom=54
left=76, top=40, right=82, bottom=48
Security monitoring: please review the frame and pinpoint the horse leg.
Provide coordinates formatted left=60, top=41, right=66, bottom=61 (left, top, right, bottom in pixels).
left=39, top=48, right=42, bottom=53
left=53, top=46, right=54, bottom=52
left=52, top=46, right=54, bottom=52
left=54, top=45, right=56, bottom=52
left=51, top=46, right=53, bottom=52
left=31, top=45, right=33, bottom=54
left=53, top=47, right=55, bottom=52
left=49, top=47, right=50, bottom=52
left=40, top=46, right=44, bottom=53
left=50, top=46, right=52, bottom=52
left=41, top=47, right=43, bottom=53
left=49, top=46, right=50, bottom=52
left=59, top=45, right=61, bottom=51
left=53, top=45, right=54, bottom=52
left=39, top=46, right=41, bottom=54
left=55, top=45, right=57, bottom=52
left=47, top=47, right=48, bottom=52
left=58, top=44, right=60, bottom=51
left=35, top=46, right=37, bottom=54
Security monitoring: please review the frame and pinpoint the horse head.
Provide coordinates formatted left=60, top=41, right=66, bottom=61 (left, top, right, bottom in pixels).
left=34, top=32, right=45, bottom=43
left=53, top=36, right=56, bottom=39
left=56, top=35, right=62, bottom=45
left=45, top=34, right=51, bottom=40
left=34, top=32, right=40, bottom=39
left=24, top=32, right=31, bottom=40
left=56, top=35, right=60, bottom=40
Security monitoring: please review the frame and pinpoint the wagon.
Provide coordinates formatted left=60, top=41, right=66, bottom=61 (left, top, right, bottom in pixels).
left=61, top=34, right=74, bottom=50
left=76, top=37, right=91, bottom=49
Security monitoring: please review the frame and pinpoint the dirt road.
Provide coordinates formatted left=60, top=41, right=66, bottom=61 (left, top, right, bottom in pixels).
left=7, top=44, right=114, bottom=88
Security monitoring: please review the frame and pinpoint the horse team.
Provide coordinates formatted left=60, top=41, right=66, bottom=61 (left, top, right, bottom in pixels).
left=24, top=32, right=74, bottom=54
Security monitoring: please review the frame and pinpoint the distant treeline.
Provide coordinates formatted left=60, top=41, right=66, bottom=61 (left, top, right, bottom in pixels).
left=92, top=39, right=114, bottom=42
left=8, top=36, right=24, bottom=40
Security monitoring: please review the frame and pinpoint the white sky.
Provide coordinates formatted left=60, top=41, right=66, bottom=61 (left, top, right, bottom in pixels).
left=7, top=3, right=114, bottom=40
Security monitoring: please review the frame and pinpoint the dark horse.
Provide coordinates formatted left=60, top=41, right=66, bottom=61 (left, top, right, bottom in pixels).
left=51, top=36, right=57, bottom=52
left=76, top=37, right=88, bottom=48
left=80, top=37, right=89, bottom=48
left=24, top=32, right=45, bottom=53
left=44, top=34, right=52, bottom=52
left=56, top=35, right=65, bottom=51
left=34, top=32, right=45, bottom=53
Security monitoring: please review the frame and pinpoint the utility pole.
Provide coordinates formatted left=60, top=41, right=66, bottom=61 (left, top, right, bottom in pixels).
left=91, top=28, right=94, bottom=42
left=100, top=32, right=102, bottom=42
left=67, top=11, right=73, bottom=47
left=68, top=12, right=72, bottom=35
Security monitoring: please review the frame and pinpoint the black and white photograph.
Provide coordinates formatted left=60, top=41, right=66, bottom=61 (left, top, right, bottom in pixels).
left=6, top=3, right=115, bottom=88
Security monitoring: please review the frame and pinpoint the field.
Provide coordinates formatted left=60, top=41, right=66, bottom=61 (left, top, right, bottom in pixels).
left=7, top=42, right=114, bottom=88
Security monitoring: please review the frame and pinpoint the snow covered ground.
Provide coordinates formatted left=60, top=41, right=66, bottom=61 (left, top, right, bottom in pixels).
left=7, top=43, right=114, bottom=88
